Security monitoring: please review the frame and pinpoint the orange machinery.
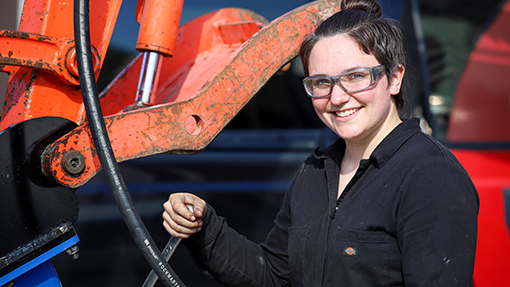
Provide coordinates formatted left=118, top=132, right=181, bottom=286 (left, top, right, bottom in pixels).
left=0, top=0, right=342, bottom=286
left=0, top=0, right=341, bottom=188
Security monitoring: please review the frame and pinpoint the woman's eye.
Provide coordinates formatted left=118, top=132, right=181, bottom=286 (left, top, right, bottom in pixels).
left=344, top=72, right=369, bottom=82
left=314, top=78, right=331, bottom=88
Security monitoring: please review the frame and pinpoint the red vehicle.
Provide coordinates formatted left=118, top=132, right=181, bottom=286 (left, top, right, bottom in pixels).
left=445, top=0, right=510, bottom=284
left=0, top=0, right=509, bottom=286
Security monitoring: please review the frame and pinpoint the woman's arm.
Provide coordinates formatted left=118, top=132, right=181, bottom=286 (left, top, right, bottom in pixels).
left=163, top=192, right=292, bottom=287
left=397, top=156, right=479, bottom=286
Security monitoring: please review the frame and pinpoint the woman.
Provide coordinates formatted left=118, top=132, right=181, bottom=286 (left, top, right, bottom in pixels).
left=162, top=0, right=479, bottom=285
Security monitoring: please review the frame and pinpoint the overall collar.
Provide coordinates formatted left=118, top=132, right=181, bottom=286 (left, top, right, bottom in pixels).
left=313, top=118, right=422, bottom=168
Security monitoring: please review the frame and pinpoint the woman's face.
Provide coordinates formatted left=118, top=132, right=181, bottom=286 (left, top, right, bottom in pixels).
left=308, top=34, right=404, bottom=146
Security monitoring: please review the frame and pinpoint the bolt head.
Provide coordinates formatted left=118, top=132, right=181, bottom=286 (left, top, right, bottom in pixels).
left=62, top=150, right=85, bottom=175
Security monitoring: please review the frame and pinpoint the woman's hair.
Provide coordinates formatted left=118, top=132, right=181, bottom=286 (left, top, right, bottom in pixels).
left=299, top=0, right=408, bottom=114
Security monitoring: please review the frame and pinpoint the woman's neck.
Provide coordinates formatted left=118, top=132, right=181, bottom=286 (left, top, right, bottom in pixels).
left=343, top=115, right=402, bottom=164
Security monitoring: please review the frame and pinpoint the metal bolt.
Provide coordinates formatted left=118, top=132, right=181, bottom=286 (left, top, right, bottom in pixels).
left=62, top=150, right=85, bottom=175
left=66, top=245, right=80, bottom=260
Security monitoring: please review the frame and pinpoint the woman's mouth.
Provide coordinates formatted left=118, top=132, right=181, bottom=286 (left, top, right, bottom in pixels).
left=335, top=108, right=360, bottom=118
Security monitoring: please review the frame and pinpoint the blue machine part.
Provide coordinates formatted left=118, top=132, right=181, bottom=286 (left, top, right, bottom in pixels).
left=0, top=234, right=79, bottom=287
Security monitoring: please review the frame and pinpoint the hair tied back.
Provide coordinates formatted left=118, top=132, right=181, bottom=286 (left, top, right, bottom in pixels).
left=341, top=0, right=382, bottom=18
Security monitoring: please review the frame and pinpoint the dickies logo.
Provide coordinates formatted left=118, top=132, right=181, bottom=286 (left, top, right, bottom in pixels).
left=343, top=246, right=358, bottom=257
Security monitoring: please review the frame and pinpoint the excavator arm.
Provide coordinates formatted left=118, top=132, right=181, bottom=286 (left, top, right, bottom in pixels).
left=0, top=0, right=341, bottom=286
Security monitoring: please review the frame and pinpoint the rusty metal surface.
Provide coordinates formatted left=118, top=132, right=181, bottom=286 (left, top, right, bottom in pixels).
left=46, top=0, right=342, bottom=188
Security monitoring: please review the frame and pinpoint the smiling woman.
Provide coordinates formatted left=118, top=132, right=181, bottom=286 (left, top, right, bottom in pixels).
left=304, top=34, right=404, bottom=157
left=162, top=0, right=479, bottom=286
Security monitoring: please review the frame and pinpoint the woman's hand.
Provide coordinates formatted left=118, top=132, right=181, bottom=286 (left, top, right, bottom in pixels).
left=162, top=192, right=206, bottom=238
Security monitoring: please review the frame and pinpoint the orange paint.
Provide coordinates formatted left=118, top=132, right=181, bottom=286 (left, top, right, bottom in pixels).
left=136, top=0, right=184, bottom=56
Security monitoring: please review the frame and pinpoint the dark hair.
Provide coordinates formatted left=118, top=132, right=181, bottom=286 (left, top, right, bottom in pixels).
left=299, top=0, right=408, bottom=115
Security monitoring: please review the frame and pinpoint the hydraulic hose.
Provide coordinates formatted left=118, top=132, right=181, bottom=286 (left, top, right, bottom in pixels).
left=73, top=0, right=185, bottom=286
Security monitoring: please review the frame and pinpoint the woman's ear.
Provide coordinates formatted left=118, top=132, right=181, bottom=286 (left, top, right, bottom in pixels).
left=390, top=64, right=405, bottom=95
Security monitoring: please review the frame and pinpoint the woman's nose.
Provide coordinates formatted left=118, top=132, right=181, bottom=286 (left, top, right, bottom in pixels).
left=329, top=84, right=350, bottom=106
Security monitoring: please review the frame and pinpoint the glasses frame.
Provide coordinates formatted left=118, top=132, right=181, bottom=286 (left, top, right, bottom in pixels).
left=302, top=65, right=386, bottom=98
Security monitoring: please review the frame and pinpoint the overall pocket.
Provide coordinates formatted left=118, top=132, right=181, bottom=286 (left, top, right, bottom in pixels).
left=323, top=228, right=393, bottom=287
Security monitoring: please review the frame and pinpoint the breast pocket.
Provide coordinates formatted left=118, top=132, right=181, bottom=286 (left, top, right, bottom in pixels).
left=324, top=228, right=396, bottom=287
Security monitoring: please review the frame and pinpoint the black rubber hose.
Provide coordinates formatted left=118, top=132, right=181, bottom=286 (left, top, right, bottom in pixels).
left=73, top=1, right=185, bottom=286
